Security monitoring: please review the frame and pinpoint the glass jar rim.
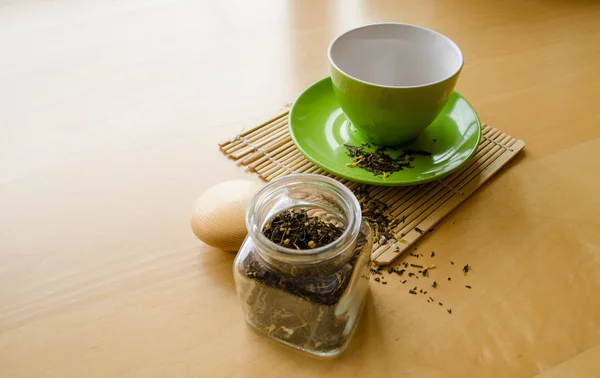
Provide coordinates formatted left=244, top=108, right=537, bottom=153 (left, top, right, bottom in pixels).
left=245, top=174, right=362, bottom=264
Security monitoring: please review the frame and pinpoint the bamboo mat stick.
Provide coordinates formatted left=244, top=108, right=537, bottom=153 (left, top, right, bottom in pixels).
left=231, top=125, right=290, bottom=159
left=387, top=136, right=500, bottom=221
left=254, top=144, right=301, bottom=171
left=444, top=136, right=516, bottom=194
left=301, top=165, right=322, bottom=176
left=231, top=131, right=289, bottom=160
left=390, top=185, right=448, bottom=235
left=454, top=136, right=518, bottom=188
left=220, top=107, right=289, bottom=146
left=257, top=164, right=287, bottom=179
left=384, top=136, right=498, bottom=217
left=368, top=185, right=393, bottom=198
left=275, top=150, right=306, bottom=168
left=259, top=151, right=302, bottom=177
left=221, top=118, right=286, bottom=154
left=246, top=142, right=295, bottom=169
left=219, top=109, right=289, bottom=148
left=266, top=166, right=293, bottom=180
left=281, top=159, right=315, bottom=175
left=374, top=187, right=405, bottom=208
left=269, top=168, right=293, bottom=181
left=386, top=182, right=439, bottom=218
left=345, top=181, right=361, bottom=192
left=240, top=136, right=292, bottom=165
left=252, top=144, right=298, bottom=171
left=271, top=153, right=310, bottom=174
left=292, top=160, right=319, bottom=173
left=251, top=149, right=294, bottom=173
left=374, top=187, right=454, bottom=258
left=230, top=126, right=289, bottom=159
left=380, top=185, right=415, bottom=205
left=376, top=139, right=507, bottom=246
left=261, top=156, right=303, bottom=179
left=221, top=116, right=288, bottom=154
left=269, top=147, right=304, bottom=165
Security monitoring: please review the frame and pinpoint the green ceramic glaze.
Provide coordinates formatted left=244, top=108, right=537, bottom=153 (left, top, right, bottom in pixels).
left=328, top=22, right=463, bottom=146
left=330, top=66, right=460, bottom=145
left=289, top=77, right=481, bottom=186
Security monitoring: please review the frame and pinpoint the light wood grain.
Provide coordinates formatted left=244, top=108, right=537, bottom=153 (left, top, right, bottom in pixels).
left=1, top=0, right=600, bottom=377
left=534, top=344, right=600, bottom=378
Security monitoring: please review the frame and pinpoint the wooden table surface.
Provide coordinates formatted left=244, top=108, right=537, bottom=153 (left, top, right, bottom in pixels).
left=1, top=1, right=600, bottom=377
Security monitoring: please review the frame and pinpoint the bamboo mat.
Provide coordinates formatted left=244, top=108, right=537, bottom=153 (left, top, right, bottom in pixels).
left=219, top=105, right=525, bottom=265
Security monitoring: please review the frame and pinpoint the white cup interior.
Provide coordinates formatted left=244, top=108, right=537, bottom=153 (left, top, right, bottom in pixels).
left=329, top=23, right=463, bottom=88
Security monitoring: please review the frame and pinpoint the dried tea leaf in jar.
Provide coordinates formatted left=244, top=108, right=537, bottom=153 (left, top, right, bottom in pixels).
left=233, top=175, right=373, bottom=357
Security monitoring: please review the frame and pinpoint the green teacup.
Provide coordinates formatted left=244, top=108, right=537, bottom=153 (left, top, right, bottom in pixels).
left=328, top=23, right=463, bottom=146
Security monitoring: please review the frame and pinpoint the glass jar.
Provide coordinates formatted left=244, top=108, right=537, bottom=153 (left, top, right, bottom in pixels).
left=233, top=174, right=373, bottom=358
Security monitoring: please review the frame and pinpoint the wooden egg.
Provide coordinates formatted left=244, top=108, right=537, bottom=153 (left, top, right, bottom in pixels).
left=191, top=179, right=263, bottom=252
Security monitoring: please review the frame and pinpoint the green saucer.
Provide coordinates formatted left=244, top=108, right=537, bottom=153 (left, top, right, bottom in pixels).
left=289, top=77, right=481, bottom=186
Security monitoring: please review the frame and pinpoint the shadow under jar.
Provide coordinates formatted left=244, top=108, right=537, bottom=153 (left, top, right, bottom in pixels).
left=233, top=174, right=373, bottom=357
